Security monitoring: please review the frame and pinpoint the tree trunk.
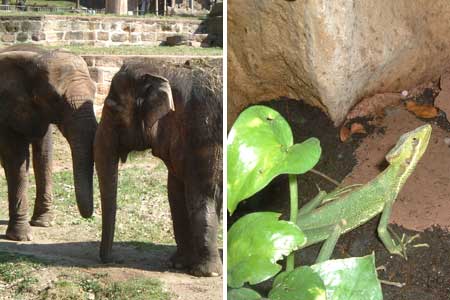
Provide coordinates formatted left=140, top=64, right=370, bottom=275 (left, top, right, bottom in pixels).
left=2, top=0, right=9, bottom=5
left=106, top=0, right=127, bottom=15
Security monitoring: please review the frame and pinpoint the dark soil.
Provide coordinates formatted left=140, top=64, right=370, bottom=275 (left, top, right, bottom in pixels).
left=230, top=98, right=450, bottom=300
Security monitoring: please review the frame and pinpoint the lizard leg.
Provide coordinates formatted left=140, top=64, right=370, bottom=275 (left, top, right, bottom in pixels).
left=315, top=220, right=345, bottom=263
left=298, top=190, right=327, bottom=216
left=377, top=200, right=406, bottom=258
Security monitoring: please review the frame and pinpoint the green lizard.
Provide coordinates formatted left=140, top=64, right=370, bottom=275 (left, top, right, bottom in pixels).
left=296, top=124, right=432, bottom=263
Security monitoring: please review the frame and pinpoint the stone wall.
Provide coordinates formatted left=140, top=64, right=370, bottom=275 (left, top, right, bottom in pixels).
left=82, top=54, right=222, bottom=108
left=0, top=15, right=208, bottom=46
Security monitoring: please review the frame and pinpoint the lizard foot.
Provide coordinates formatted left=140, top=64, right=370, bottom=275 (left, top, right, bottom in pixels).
left=388, top=228, right=429, bottom=259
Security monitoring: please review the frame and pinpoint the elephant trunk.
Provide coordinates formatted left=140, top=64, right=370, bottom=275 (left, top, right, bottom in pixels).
left=66, top=101, right=98, bottom=218
left=94, top=112, right=119, bottom=262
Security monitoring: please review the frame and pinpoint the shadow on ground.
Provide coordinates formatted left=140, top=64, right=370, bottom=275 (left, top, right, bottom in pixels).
left=0, top=236, right=181, bottom=273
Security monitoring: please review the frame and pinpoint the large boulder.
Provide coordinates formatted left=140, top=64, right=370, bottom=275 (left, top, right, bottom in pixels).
left=228, top=0, right=450, bottom=126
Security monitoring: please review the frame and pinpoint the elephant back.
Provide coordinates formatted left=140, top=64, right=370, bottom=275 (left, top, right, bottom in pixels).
left=0, top=44, right=47, bottom=54
left=187, top=64, right=223, bottom=146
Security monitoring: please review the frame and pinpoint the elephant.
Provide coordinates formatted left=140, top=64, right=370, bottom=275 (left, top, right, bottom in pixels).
left=0, top=47, right=98, bottom=241
left=94, top=61, right=223, bottom=277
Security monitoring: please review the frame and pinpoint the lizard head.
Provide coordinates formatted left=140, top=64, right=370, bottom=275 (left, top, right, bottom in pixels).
left=385, top=124, right=432, bottom=167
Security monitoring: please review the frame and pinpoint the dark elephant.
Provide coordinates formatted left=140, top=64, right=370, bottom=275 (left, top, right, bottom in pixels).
left=95, top=61, right=222, bottom=277
left=0, top=48, right=98, bottom=241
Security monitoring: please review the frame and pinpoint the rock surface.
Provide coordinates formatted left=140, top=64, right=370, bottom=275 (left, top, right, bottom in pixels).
left=228, top=0, right=450, bottom=126
left=435, top=72, right=450, bottom=118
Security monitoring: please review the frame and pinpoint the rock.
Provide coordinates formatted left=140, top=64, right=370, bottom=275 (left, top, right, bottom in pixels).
left=435, top=72, right=450, bottom=118
left=228, top=0, right=450, bottom=126
left=16, top=32, right=28, bottom=42
left=4, top=21, right=19, bottom=32
left=189, top=41, right=202, bottom=48
left=31, top=32, right=46, bottom=41
left=1, top=34, right=15, bottom=43
left=65, top=31, right=84, bottom=40
left=97, top=31, right=110, bottom=41
left=111, top=33, right=128, bottom=42
left=346, top=93, right=402, bottom=120
left=165, top=35, right=188, bottom=46
left=141, top=33, right=156, bottom=42
left=130, top=33, right=141, bottom=43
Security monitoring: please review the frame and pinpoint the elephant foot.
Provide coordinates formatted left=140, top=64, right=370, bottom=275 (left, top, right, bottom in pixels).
left=170, top=251, right=194, bottom=269
left=6, top=222, right=32, bottom=241
left=100, top=247, right=113, bottom=264
left=30, top=211, right=54, bottom=227
left=190, top=258, right=222, bottom=277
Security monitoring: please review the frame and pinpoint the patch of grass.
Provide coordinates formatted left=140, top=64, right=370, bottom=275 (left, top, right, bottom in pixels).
left=0, top=10, right=207, bottom=19
left=26, top=0, right=75, bottom=8
left=41, top=273, right=170, bottom=300
left=114, top=161, right=174, bottom=245
left=79, top=277, right=103, bottom=294
left=40, top=280, right=83, bottom=300
left=103, top=277, right=170, bottom=300
left=0, top=10, right=77, bottom=16
left=4, top=0, right=75, bottom=8
left=0, top=251, right=43, bottom=295
left=44, top=44, right=223, bottom=56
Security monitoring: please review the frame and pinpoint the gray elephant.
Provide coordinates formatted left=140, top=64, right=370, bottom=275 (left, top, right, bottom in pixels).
left=94, top=61, right=222, bottom=277
left=0, top=47, right=98, bottom=241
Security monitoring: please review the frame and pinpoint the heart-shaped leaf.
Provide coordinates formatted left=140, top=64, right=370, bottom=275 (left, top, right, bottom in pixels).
left=227, top=105, right=321, bottom=214
left=228, top=212, right=306, bottom=288
left=311, top=254, right=382, bottom=300
left=228, top=288, right=262, bottom=300
left=269, top=266, right=326, bottom=300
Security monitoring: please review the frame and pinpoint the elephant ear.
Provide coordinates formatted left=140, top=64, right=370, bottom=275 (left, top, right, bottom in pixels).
left=0, top=51, right=40, bottom=79
left=39, top=51, right=96, bottom=102
left=138, top=74, right=175, bottom=128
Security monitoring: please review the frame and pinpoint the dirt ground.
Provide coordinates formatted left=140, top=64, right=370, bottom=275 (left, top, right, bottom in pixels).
left=0, top=129, right=222, bottom=300
left=234, top=95, right=450, bottom=299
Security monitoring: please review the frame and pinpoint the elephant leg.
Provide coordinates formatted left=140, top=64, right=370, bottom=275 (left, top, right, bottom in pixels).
left=167, top=173, right=195, bottom=269
left=30, top=126, right=54, bottom=227
left=2, top=140, right=32, bottom=241
left=185, top=146, right=222, bottom=277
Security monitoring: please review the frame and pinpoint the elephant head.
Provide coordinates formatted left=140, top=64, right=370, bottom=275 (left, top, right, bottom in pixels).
left=94, top=65, right=174, bottom=262
left=0, top=50, right=98, bottom=218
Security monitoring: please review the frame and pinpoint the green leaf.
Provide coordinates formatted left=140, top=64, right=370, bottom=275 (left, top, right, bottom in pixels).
left=269, top=266, right=326, bottom=300
left=227, top=212, right=306, bottom=288
left=228, top=288, right=262, bottom=300
left=311, top=254, right=383, bottom=300
left=227, top=105, right=321, bottom=214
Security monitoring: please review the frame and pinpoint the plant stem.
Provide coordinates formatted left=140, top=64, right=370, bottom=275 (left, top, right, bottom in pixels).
left=286, top=174, right=298, bottom=272
left=309, top=168, right=340, bottom=186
